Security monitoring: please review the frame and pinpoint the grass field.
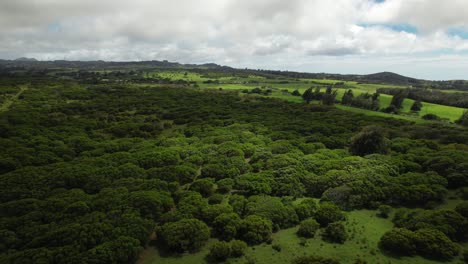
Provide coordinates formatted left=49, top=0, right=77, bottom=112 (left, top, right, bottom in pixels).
left=138, top=209, right=467, bottom=264
left=151, top=70, right=465, bottom=124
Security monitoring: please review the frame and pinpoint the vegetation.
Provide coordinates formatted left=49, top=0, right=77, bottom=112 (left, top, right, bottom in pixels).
left=0, top=62, right=467, bottom=264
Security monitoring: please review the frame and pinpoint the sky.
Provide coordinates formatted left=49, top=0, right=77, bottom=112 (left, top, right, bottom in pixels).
left=1, top=0, right=468, bottom=80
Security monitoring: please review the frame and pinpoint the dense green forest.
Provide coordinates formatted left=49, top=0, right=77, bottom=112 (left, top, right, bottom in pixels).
left=0, top=65, right=468, bottom=264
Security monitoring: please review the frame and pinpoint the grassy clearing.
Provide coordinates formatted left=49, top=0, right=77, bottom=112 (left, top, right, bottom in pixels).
left=0, top=85, right=27, bottom=112
left=138, top=210, right=465, bottom=264
left=400, top=98, right=465, bottom=121
left=154, top=71, right=465, bottom=123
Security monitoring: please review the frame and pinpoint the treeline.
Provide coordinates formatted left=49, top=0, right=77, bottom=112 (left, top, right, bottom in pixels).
left=341, top=90, right=380, bottom=110
left=377, top=87, right=468, bottom=108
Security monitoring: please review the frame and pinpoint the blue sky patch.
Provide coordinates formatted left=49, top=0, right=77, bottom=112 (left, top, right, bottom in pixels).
left=359, top=23, right=418, bottom=34
left=448, top=28, right=468, bottom=39
left=47, top=23, right=62, bottom=33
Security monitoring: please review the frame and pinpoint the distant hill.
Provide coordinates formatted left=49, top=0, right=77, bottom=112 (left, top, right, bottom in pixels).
left=359, top=72, right=420, bottom=85
left=14, top=57, right=38, bottom=62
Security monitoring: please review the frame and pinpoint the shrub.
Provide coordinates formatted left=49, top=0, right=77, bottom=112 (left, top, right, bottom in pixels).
left=322, top=222, right=347, bottom=244
left=297, top=219, right=320, bottom=238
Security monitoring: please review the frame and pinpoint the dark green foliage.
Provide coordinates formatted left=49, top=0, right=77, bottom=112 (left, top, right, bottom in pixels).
left=292, top=90, right=301, bottom=96
left=294, top=198, right=318, bottom=221
left=217, top=178, right=234, bottom=193
left=160, top=218, right=210, bottom=252
left=389, top=89, right=408, bottom=109
left=411, top=100, right=422, bottom=112
left=246, top=195, right=299, bottom=229
left=377, top=205, right=392, bottom=218
left=315, top=203, right=345, bottom=227
left=392, top=209, right=468, bottom=241
left=321, top=87, right=337, bottom=106
left=456, top=109, right=468, bottom=126
left=85, top=236, right=142, bottom=264
left=213, top=212, right=242, bottom=241
left=455, top=202, right=468, bottom=218
left=239, top=215, right=273, bottom=245
left=379, top=228, right=460, bottom=260
left=413, top=228, right=460, bottom=260
left=291, top=255, right=341, bottom=264
left=422, top=113, right=440, bottom=120
left=349, top=126, right=388, bottom=156
left=379, top=228, right=417, bottom=256
left=297, top=219, right=320, bottom=238
left=341, top=89, right=354, bottom=105
left=190, top=178, right=215, bottom=197
left=302, top=88, right=314, bottom=104
left=230, top=239, right=247, bottom=257
left=207, top=241, right=231, bottom=262
left=322, top=222, right=347, bottom=243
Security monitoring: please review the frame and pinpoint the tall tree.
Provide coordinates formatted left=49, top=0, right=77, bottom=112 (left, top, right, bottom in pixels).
left=302, top=88, right=314, bottom=104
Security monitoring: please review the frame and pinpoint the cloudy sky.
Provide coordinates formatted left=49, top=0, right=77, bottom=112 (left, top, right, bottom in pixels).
left=1, top=0, right=468, bottom=80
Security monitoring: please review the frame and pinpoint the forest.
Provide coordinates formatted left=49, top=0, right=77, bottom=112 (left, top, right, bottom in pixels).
left=0, top=64, right=467, bottom=264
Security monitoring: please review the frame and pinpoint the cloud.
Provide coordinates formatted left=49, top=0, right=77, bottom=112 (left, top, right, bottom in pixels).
left=1, top=0, right=468, bottom=79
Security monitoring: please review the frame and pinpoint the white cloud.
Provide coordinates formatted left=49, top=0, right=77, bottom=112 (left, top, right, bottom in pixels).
left=1, top=0, right=468, bottom=79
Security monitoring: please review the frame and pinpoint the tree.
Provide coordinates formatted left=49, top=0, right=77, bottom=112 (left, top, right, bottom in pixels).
left=294, top=198, right=318, bottom=221
left=341, top=89, right=354, bottom=105
left=213, top=213, right=242, bottom=241
left=410, top=100, right=422, bottom=112
left=456, top=109, right=468, bottom=126
left=315, top=203, right=345, bottom=227
left=377, top=205, right=392, bottom=218
left=322, top=86, right=337, bottom=106
left=297, top=219, right=320, bottom=238
left=189, top=178, right=215, bottom=197
left=302, top=88, right=314, bottom=104
left=239, top=215, right=273, bottom=245
left=206, top=241, right=231, bottom=262
left=160, top=219, right=210, bottom=252
left=379, top=228, right=416, bottom=256
left=85, top=236, right=142, bottom=264
left=455, top=202, right=468, bottom=218
left=389, top=89, right=408, bottom=109
left=322, top=222, right=347, bottom=243
left=349, top=126, right=387, bottom=156
left=292, top=90, right=301, bottom=96
left=230, top=240, right=247, bottom=257
left=414, top=228, right=460, bottom=260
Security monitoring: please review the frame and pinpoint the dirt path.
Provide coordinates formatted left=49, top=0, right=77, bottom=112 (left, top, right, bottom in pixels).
left=0, top=85, right=28, bottom=112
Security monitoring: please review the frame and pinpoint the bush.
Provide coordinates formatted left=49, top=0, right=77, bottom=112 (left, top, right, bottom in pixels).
left=455, top=202, right=468, bottom=218
left=207, top=241, right=231, bottom=262
left=315, top=203, right=345, bottom=227
left=422, top=114, right=440, bottom=120
left=414, top=228, right=460, bottom=260
left=377, top=205, right=392, bottom=218
left=322, top=222, right=347, bottom=244
left=239, top=215, right=273, bottom=245
left=291, top=255, right=341, bottom=264
left=349, top=126, right=387, bottom=156
left=160, top=219, right=210, bottom=252
left=297, top=219, right=320, bottom=238
left=230, top=240, right=247, bottom=257
left=272, top=244, right=282, bottom=252
left=379, top=228, right=416, bottom=256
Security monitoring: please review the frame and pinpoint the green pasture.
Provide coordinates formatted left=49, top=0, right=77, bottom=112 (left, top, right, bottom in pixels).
left=138, top=209, right=466, bottom=264
left=151, top=70, right=465, bottom=123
